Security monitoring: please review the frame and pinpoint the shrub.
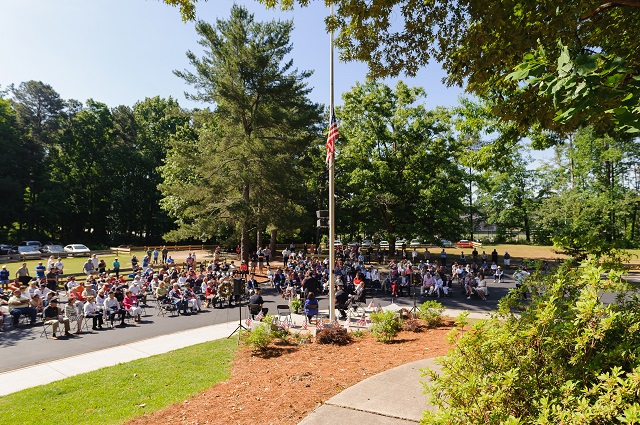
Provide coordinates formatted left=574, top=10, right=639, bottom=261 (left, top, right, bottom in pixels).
left=350, top=329, right=366, bottom=338
left=240, top=323, right=273, bottom=351
left=289, top=297, right=302, bottom=313
left=422, top=261, right=640, bottom=424
left=271, top=327, right=290, bottom=341
left=316, top=325, right=352, bottom=345
left=417, top=300, right=445, bottom=328
left=370, top=310, right=402, bottom=343
left=403, top=318, right=424, bottom=332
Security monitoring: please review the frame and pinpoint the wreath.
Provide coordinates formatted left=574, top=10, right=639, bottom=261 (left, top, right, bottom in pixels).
left=217, top=279, right=233, bottom=299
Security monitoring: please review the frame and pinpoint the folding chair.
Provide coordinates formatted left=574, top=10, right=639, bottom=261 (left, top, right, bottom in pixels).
left=276, top=304, right=292, bottom=325
left=40, top=320, right=54, bottom=339
left=155, top=298, right=177, bottom=317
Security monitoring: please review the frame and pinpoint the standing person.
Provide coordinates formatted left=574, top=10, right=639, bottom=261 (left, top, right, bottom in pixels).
left=46, top=267, right=58, bottom=291
left=16, top=263, right=30, bottom=286
left=303, top=292, right=319, bottom=323
left=112, top=258, right=120, bottom=278
left=491, top=249, right=499, bottom=265
left=282, top=247, right=290, bottom=268
left=412, top=248, right=419, bottom=263
left=249, top=250, right=258, bottom=275
left=43, top=298, right=71, bottom=339
left=91, top=254, right=99, bottom=273
left=35, top=262, right=46, bottom=280
left=54, top=257, right=64, bottom=274
left=0, top=265, right=10, bottom=290
left=440, top=249, right=447, bottom=267
left=161, top=246, right=168, bottom=264
left=263, top=246, right=271, bottom=268
left=257, top=248, right=265, bottom=274
left=472, top=247, right=478, bottom=264
left=152, top=248, right=159, bottom=265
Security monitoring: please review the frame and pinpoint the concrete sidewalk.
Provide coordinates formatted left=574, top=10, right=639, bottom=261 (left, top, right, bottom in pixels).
left=299, top=358, right=442, bottom=424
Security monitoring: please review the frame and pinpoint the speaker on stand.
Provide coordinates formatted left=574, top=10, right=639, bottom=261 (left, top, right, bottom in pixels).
left=228, top=277, right=247, bottom=340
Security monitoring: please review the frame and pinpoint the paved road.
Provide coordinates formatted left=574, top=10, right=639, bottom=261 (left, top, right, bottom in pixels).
left=0, top=272, right=517, bottom=373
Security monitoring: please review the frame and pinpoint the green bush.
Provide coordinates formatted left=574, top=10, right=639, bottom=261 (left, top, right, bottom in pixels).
left=240, top=323, right=273, bottom=351
left=417, top=300, right=445, bottom=327
left=370, top=310, right=403, bottom=343
left=422, top=261, right=640, bottom=424
left=289, top=297, right=302, bottom=313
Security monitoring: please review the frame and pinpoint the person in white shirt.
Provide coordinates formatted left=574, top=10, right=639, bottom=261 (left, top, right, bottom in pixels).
left=474, top=273, right=488, bottom=300
left=83, top=296, right=104, bottom=329
left=91, top=254, right=99, bottom=271
left=513, top=267, right=530, bottom=299
left=54, top=258, right=64, bottom=274
left=104, top=291, right=126, bottom=326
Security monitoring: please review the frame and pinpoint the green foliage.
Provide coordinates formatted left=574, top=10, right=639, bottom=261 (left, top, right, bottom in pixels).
left=350, top=328, right=366, bottom=338
left=315, top=325, right=353, bottom=345
left=165, top=5, right=323, bottom=256
left=370, top=310, right=403, bottom=343
left=241, top=323, right=274, bottom=351
left=0, top=338, right=236, bottom=424
left=289, top=297, right=302, bottom=313
left=510, top=43, right=640, bottom=134
left=336, top=80, right=466, bottom=242
left=417, top=300, right=445, bottom=328
left=423, top=262, right=640, bottom=424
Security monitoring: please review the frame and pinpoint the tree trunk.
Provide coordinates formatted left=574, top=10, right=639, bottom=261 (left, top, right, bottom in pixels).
left=241, top=183, right=250, bottom=263
left=270, top=229, right=277, bottom=260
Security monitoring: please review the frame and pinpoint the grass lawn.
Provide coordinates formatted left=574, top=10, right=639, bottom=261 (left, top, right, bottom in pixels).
left=0, top=338, right=237, bottom=425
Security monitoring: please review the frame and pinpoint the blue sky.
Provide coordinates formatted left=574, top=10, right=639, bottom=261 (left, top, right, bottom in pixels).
left=0, top=0, right=464, bottom=111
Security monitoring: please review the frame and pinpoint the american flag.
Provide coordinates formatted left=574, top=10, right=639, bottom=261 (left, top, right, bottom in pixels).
left=302, top=320, right=308, bottom=330
left=357, top=314, right=367, bottom=327
left=245, top=317, right=252, bottom=327
left=255, top=311, right=263, bottom=322
left=316, top=319, right=324, bottom=330
left=325, top=110, right=338, bottom=164
left=282, top=318, right=290, bottom=330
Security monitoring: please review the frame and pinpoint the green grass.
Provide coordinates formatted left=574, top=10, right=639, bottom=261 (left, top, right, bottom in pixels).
left=0, top=338, right=237, bottom=425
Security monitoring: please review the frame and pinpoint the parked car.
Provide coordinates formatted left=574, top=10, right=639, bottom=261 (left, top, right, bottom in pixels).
left=42, top=241, right=65, bottom=254
left=456, top=239, right=474, bottom=248
left=0, top=244, right=12, bottom=255
left=64, top=244, right=91, bottom=256
left=334, top=240, right=343, bottom=247
left=440, top=239, right=452, bottom=248
left=379, top=240, right=390, bottom=248
left=409, top=238, right=422, bottom=246
left=361, top=240, right=373, bottom=247
left=395, top=239, right=407, bottom=248
left=19, top=240, right=42, bottom=250
left=11, top=245, right=42, bottom=259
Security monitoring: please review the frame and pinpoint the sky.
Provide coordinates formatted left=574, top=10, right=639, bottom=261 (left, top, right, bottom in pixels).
left=0, top=0, right=465, bottom=112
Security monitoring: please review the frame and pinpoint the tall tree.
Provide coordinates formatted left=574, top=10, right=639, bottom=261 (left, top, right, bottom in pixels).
left=164, top=5, right=323, bottom=259
left=335, top=80, right=467, bottom=247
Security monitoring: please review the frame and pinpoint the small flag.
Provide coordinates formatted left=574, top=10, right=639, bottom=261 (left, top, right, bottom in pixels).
left=317, top=319, right=324, bottom=330
left=325, top=110, right=338, bottom=164
left=357, top=314, right=367, bottom=327
left=343, top=319, right=350, bottom=330
left=282, top=318, right=290, bottom=330
left=302, top=320, right=308, bottom=330
left=245, top=317, right=252, bottom=327
left=333, top=318, right=340, bottom=328
left=367, top=302, right=375, bottom=309
left=255, top=311, right=263, bottom=322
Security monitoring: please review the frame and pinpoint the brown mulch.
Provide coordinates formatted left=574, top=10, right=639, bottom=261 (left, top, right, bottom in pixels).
left=126, top=322, right=454, bottom=425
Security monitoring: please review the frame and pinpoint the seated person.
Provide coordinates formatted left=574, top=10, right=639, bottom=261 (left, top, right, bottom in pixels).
left=104, top=291, right=126, bottom=326
left=248, top=287, right=268, bottom=318
left=43, top=298, right=71, bottom=339
left=123, top=290, right=143, bottom=323
left=183, top=285, right=202, bottom=312
left=475, top=273, right=489, bottom=300
left=30, top=293, right=44, bottom=314
left=7, top=289, right=37, bottom=327
left=205, top=281, right=217, bottom=308
left=64, top=296, right=83, bottom=334
left=83, top=295, right=104, bottom=330
left=168, top=283, right=189, bottom=315
left=334, top=283, right=349, bottom=320
left=303, top=292, right=319, bottom=323
left=493, top=266, right=504, bottom=283
left=155, top=281, right=169, bottom=302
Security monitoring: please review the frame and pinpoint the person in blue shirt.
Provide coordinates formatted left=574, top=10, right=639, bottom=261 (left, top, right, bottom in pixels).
left=0, top=265, right=10, bottom=290
left=113, top=258, right=121, bottom=278
left=35, top=262, right=46, bottom=280
left=303, top=291, right=319, bottom=323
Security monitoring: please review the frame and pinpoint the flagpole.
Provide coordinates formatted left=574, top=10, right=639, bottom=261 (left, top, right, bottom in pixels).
left=328, top=2, right=336, bottom=323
